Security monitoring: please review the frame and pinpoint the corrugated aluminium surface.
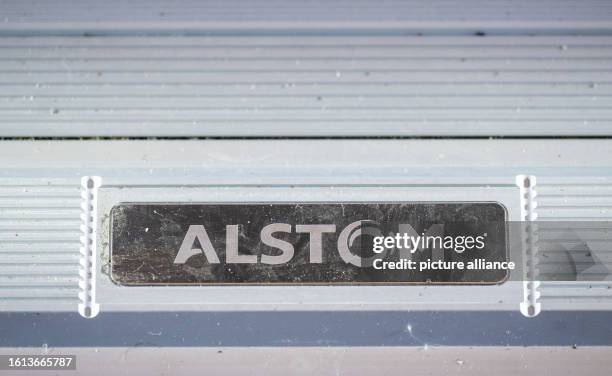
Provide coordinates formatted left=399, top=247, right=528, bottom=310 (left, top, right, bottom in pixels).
left=1, top=0, right=612, bottom=314
left=0, top=140, right=611, bottom=312
left=1, top=36, right=612, bottom=137
left=536, top=178, right=612, bottom=310
left=1, top=0, right=612, bottom=137
left=0, top=181, right=81, bottom=311
left=2, top=0, right=612, bottom=31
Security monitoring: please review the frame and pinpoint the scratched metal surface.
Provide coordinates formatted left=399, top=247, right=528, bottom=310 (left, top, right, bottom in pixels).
left=109, top=203, right=506, bottom=285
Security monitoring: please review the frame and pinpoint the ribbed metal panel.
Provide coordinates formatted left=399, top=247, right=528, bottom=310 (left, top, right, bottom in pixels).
left=1, top=35, right=612, bottom=137
left=537, top=178, right=612, bottom=310
left=1, top=0, right=612, bottom=24
left=0, top=182, right=80, bottom=311
left=0, top=140, right=610, bottom=313
left=2, top=0, right=612, bottom=26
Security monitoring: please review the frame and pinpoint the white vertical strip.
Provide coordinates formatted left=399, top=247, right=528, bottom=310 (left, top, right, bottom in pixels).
left=78, top=176, right=101, bottom=318
left=517, top=175, right=541, bottom=317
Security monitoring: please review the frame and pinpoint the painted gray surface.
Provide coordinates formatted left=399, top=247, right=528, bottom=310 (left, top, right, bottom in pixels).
left=3, top=347, right=612, bottom=376
left=1, top=311, right=612, bottom=347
